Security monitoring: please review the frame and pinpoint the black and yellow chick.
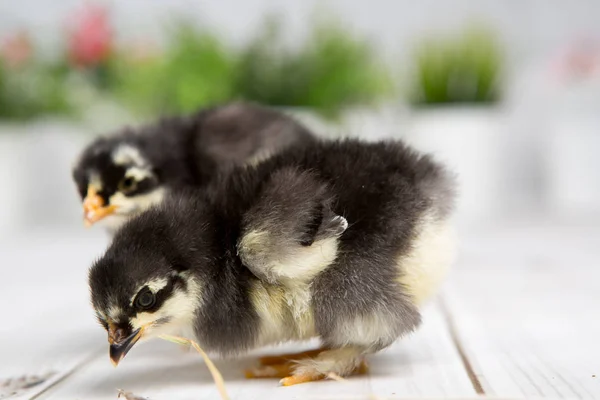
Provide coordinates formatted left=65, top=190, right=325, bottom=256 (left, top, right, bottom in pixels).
left=72, top=102, right=314, bottom=233
left=88, top=139, right=456, bottom=385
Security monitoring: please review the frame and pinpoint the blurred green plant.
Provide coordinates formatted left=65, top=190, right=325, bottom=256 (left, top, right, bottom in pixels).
left=115, top=23, right=236, bottom=115
left=0, top=59, right=73, bottom=121
left=234, top=17, right=393, bottom=119
left=409, top=25, right=503, bottom=105
left=116, top=16, right=392, bottom=120
left=0, top=8, right=393, bottom=122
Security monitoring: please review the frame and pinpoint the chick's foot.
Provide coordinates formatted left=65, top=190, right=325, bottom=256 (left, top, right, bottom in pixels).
left=258, top=348, right=327, bottom=366
left=245, top=363, right=295, bottom=379
left=280, top=358, right=368, bottom=386
left=247, top=347, right=369, bottom=386
left=283, top=347, right=368, bottom=386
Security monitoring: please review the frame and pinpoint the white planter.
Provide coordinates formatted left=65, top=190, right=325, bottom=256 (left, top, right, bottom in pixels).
left=538, top=72, right=600, bottom=221
left=0, top=128, right=29, bottom=237
left=402, top=106, right=503, bottom=226
left=286, top=105, right=411, bottom=141
left=546, top=114, right=600, bottom=219
left=0, top=119, right=90, bottom=236
left=284, top=108, right=338, bottom=139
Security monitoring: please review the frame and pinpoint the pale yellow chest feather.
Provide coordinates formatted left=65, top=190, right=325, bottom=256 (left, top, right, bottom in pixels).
left=250, top=281, right=317, bottom=347
left=397, top=214, right=457, bottom=306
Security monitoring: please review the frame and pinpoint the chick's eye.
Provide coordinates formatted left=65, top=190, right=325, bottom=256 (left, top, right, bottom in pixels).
left=119, top=177, right=137, bottom=192
left=135, top=290, right=155, bottom=310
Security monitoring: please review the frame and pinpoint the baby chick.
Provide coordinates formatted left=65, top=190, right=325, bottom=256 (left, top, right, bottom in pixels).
left=72, top=102, right=314, bottom=233
left=88, top=139, right=456, bottom=385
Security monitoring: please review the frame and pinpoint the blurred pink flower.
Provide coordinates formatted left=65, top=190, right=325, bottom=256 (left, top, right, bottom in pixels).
left=68, top=4, right=113, bottom=67
left=551, top=38, right=600, bottom=82
left=1, top=31, right=32, bottom=68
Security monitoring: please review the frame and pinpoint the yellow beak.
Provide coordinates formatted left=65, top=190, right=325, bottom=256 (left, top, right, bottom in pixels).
left=83, top=186, right=116, bottom=226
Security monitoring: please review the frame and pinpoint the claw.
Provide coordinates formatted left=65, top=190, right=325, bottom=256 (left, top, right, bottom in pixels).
left=280, top=373, right=323, bottom=386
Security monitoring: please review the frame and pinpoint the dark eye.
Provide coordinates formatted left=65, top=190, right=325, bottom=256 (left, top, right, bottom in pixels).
left=135, top=290, right=156, bottom=310
left=119, top=177, right=137, bottom=193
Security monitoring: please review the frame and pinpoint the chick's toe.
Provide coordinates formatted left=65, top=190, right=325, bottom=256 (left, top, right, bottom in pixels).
left=280, top=373, right=324, bottom=386
left=279, top=348, right=369, bottom=386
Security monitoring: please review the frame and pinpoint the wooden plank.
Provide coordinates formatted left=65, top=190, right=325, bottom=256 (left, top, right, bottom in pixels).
left=0, top=231, right=108, bottom=400
left=368, top=304, right=478, bottom=399
left=443, top=225, right=600, bottom=400
left=32, top=305, right=476, bottom=399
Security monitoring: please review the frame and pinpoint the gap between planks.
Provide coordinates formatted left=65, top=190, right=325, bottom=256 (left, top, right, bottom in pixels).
left=27, top=349, right=103, bottom=400
left=438, top=296, right=486, bottom=396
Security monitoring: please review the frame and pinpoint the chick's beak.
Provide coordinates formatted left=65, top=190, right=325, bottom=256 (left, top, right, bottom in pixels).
left=83, top=186, right=116, bottom=226
left=108, top=323, right=145, bottom=366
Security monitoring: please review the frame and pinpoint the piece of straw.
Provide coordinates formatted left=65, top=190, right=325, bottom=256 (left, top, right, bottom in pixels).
left=117, top=388, right=147, bottom=400
left=159, top=334, right=230, bottom=400
left=326, top=372, right=348, bottom=382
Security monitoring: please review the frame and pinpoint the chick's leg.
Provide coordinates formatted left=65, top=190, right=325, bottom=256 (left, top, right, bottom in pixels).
left=245, top=347, right=328, bottom=379
left=245, top=363, right=295, bottom=379
left=258, top=347, right=328, bottom=365
left=280, top=347, right=368, bottom=386
left=245, top=347, right=367, bottom=383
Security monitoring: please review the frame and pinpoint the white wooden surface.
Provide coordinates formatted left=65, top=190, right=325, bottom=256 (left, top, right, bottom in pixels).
left=1, top=223, right=598, bottom=399
left=443, top=225, right=600, bottom=400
